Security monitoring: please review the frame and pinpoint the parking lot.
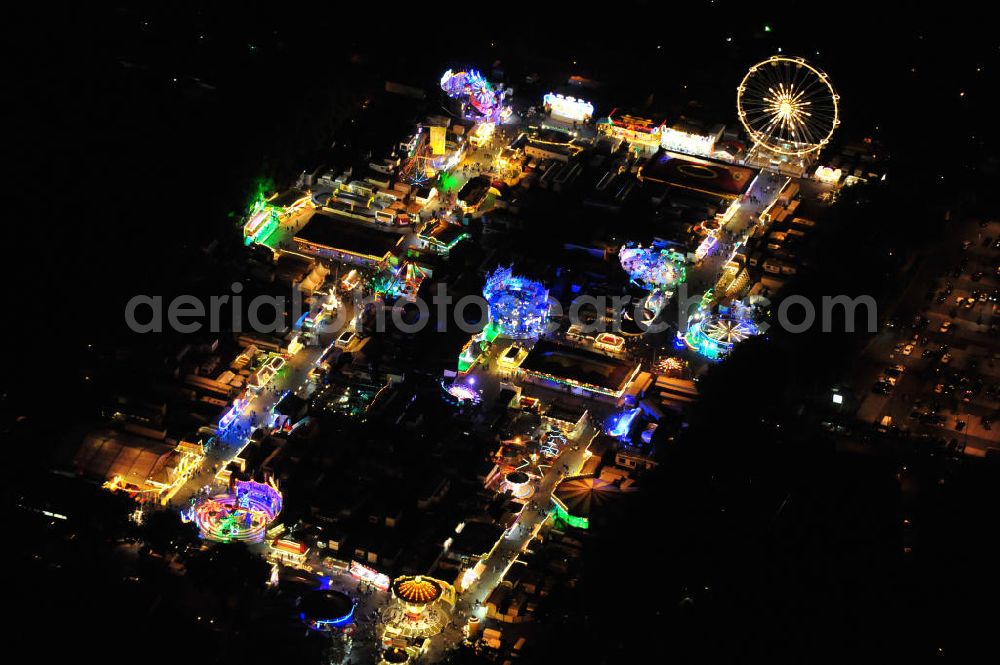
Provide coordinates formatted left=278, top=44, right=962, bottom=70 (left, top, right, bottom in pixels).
left=856, top=218, right=1000, bottom=454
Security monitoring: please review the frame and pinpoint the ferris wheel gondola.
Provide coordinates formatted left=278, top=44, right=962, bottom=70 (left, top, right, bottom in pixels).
left=737, top=56, right=840, bottom=157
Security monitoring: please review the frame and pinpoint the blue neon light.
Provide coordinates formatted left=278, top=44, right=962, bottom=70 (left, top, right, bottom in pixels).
left=303, top=600, right=357, bottom=630
left=482, top=266, right=549, bottom=339
left=606, top=407, right=641, bottom=439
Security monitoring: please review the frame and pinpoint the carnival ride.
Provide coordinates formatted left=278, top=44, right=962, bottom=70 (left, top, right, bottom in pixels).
left=619, top=244, right=686, bottom=291
left=383, top=575, right=453, bottom=640
left=440, top=69, right=509, bottom=124
left=187, top=478, right=283, bottom=543
left=442, top=379, right=482, bottom=406
left=399, top=126, right=465, bottom=185
left=683, top=297, right=763, bottom=360
left=605, top=407, right=642, bottom=439
left=618, top=244, right=687, bottom=327
left=553, top=476, right=633, bottom=530
left=502, top=469, right=535, bottom=500
left=737, top=56, right=839, bottom=158
left=299, top=589, right=357, bottom=632
left=482, top=266, right=550, bottom=339
left=539, top=428, right=566, bottom=458
left=543, top=92, right=594, bottom=123
left=370, top=262, right=429, bottom=302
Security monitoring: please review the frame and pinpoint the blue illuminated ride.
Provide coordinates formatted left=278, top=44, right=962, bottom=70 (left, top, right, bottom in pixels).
left=299, top=588, right=357, bottom=632
left=482, top=266, right=550, bottom=339
left=440, top=69, right=509, bottom=123
left=683, top=298, right=762, bottom=360
left=605, top=407, right=642, bottom=439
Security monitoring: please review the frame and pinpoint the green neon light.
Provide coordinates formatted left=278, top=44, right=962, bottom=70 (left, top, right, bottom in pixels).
left=246, top=210, right=279, bottom=246
left=457, top=322, right=501, bottom=371
left=523, top=369, right=619, bottom=397
left=482, top=321, right=502, bottom=343
left=553, top=501, right=588, bottom=530
left=445, top=232, right=470, bottom=250
left=458, top=342, right=479, bottom=372
left=439, top=172, right=459, bottom=193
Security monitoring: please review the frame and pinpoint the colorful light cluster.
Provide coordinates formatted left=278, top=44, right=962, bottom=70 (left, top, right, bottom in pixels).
left=244, top=207, right=279, bottom=245
left=469, top=121, right=495, bottom=147
left=605, top=407, right=641, bottom=439
left=543, top=92, right=594, bottom=122
left=218, top=392, right=250, bottom=431
left=600, top=110, right=665, bottom=151
left=482, top=266, right=550, bottom=339
left=350, top=561, right=391, bottom=591
left=440, top=69, right=509, bottom=123
left=619, top=244, right=687, bottom=291
left=393, top=576, right=443, bottom=606
left=400, top=126, right=465, bottom=185
left=683, top=300, right=761, bottom=360
left=242, top=189, right=311, bottom=246
left=190, top=478, right=283, bottom=543
left=661, top=126, right=717, bottom=156
left=383, top=575, right=453, bottom=640
left=442, top=380, right=482, bottom=406
left=373, top=262, right=429, bottom=302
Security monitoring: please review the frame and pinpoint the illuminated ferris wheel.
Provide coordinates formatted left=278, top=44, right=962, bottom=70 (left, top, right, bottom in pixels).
left=737, top=56, right=840, bottom=157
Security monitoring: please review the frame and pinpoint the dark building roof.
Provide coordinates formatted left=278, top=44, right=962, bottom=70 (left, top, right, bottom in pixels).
left=457, top=176, right=491, bottom=206
left=450, top=521, right=505, bottom=558
left=270, top=189, right=309, bottom=208
left=638, top=150, right=757, bottom=200
left=554, top=476, right=627, bottom=519
left=274, top=393, right=308, bottom=418
left=295, top=213, right=403, bottom=260
left=521, top=340, right=640, bottom=393
left=419, top=219, right=468, bottom=248
left=74, top=429, right=177, bottom=487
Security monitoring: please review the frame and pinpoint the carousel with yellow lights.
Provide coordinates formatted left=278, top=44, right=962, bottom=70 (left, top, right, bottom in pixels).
left=381, top=575, right=456, bottom=642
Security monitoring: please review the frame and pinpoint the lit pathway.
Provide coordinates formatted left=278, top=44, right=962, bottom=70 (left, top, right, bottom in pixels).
left=169, top=291, right=352, bottom=508
left=425, top=419, right=599, bottom=661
